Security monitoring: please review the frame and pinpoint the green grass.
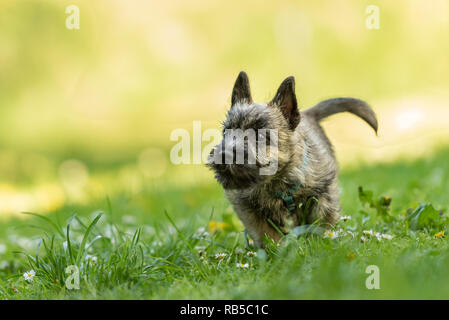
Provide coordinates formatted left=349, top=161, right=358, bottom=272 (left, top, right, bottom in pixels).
left=1, top=147, right=449, bottom=300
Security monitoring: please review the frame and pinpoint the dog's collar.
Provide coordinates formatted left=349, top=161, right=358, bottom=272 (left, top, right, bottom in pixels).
left=274, top=143, right=309, bottom=213
left=275, top=182, right=302, bottom=212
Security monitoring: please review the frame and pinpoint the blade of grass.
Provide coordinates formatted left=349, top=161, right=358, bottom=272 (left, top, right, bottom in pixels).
left=66, top=223, right=74, bottom=265
left=22, top=212, right=64, bottom=237
left=267, top=218, right=285, bottom=237
left=76, top=213, right=103, bottom=264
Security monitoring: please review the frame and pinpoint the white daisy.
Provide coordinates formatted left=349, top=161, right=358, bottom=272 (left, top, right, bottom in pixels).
left=324, top=230, right=339, bottom=239
left=236, top=263, right=249, bottom=269
left=345, top=230, right=356, bottom=238
left=246, top=251, right=257, bottom=257
left=194, top=227, right=209, bottom=238
left=339, top=215, right=352, bottom=222
left=215, top=253, right=227, bottom=260
left=381, top=233, right=393, bottom=240
left=196, top=247, right=206, bottom=256
left=23, top=270, right=35, bottom=281
left=85, top=255, right=98, bottom=264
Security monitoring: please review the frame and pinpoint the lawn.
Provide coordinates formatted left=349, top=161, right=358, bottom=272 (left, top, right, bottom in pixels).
left=1, top=146, right=448, bottom=300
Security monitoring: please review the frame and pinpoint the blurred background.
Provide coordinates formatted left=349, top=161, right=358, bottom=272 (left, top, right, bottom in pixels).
left=1, top=0, right=449, bottom=216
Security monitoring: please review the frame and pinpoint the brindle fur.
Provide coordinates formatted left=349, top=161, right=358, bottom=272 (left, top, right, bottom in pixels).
left=207, top=71, right=378, bottom=248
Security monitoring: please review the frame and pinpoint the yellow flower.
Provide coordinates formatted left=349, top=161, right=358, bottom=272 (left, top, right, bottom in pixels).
left=209, top=221, right=231, bottom=233
left=435, top=231, right=445, bottom=238
left=347, top=251, right=355, bottom=262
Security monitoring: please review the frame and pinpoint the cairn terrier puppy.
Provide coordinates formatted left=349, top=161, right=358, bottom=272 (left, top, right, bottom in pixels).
left=207, top=71, right=377, bottom=248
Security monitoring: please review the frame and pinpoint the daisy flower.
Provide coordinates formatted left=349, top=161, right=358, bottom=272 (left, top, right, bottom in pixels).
left=324, top=230, right=339, bottom=239
left=363, top=230, right=381, bottom=238
left=215, top=253, right=227, bottom=260
left=23, top=270, right=35, bottom=281
left=345, top=230, right=356, bottom=238
left=85, top=255, right=98, bottom=264
left=362, top=230, right=393, bottom=241
left=381, top=233, right=393, bottom=240
left=236, top=263, right=249, bottom=269
left=246, top=251, right=257, bottom=257
left=194, top=227, right=210, bottom=238
left=339, top=215, right=352, bottom=222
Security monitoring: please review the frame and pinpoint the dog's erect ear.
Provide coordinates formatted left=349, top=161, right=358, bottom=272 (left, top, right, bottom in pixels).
left=231, top=71, right=252, bottom=106
left=269, top=76, right=300, bottom=129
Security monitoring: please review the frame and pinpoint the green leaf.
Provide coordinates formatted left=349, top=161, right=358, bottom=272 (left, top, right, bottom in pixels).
left=358, top=187, right=393, bottom=222
left=406, top=203, right=447, bottom=230
left=358, top=186, right=373, bottom=206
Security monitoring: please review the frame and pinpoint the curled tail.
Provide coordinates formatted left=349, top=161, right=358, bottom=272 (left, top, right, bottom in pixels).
left=304, top=97, right=378, bottom=134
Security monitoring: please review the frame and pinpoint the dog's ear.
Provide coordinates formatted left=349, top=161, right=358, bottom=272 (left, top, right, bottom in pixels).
left=231, top=71, right=252, bottom=106
left=269, top=76, right=300, bottom=129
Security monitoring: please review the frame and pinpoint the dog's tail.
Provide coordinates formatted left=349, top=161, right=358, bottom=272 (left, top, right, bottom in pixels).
left=304, top=98, right=378, bottom=134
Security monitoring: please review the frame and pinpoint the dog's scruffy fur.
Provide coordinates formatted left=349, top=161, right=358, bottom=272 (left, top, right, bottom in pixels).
left=207, top=71, right=378, bottom=248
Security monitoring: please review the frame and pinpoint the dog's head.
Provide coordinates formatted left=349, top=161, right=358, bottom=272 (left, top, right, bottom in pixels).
left=207, top=71, right=301, bottom=189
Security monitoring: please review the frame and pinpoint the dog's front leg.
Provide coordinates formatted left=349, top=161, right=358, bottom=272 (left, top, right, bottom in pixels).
left=306, top=182, right=341, bottom=227
left=236, top=209, right=282, bottom=248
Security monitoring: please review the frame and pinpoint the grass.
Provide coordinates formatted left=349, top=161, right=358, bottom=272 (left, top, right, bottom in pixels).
left=1, top=147, right=449, bottom=300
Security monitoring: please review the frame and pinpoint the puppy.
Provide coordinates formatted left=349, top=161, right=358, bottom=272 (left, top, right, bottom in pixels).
left=207, top=71, right=377, bottom=248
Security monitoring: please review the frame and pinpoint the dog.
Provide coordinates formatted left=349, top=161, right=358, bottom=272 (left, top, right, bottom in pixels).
left=207, top=71, right=377, bottom=248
